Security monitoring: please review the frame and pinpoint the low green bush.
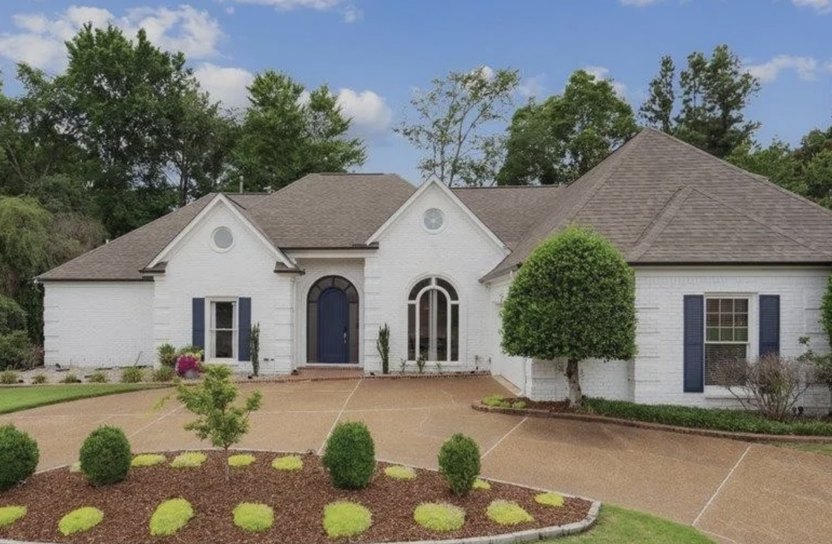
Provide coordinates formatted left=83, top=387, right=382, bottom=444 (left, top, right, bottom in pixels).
left=486, top=500, right=533, bottom=525
left=131, top=454, right=167, bottom=468
left=229, top=454, right=256, bottom=468
left=233, top=503, right=273, bottom=533
left=0, top=331, right=32, bottom=370
left=482, top=394, right=509, bottom=408
left=322, top=501, right=372, bottom=538
left=87, top=371, right=108, bottom=383
left=157, top=343, right=177, bottom=368
left=271, top=455, right=302, bottom=471
left=535, top=492, right=565, bottom=507
left=384, top=465, right=416, bottom=480
left=322, top=421, right=375, bottom=489
left=170, top=452, right=207, bottom=468
left=583, top=397, right=832, bottom=436
left=0, top=370, right=19, bottom=384
left=473, top=478, right=491, bottom=490
left=0, top=424, right=39, bottom=491
left=60, top=373, right=81, bottom=384
left=413, top=503, right=465, bottom=532
left=79, top=426, right=132, bottom=486
left=120, top=367, right=144, bottom=383
left=0, top=505, right=26, bottom=528
left=149, top=498, right=194, bottom=537
left=0, top=295, right=26, bottom=335
left=31, top=374, right=47, bottom=384
left=438, top=433, right=481, bottom=496
left=151, top=366, right=175, bottom=382
left=58, top=507, right=104, bottom=536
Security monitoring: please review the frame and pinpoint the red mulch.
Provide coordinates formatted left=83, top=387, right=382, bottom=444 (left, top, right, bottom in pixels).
left=0, top=451, right=592, bottom=544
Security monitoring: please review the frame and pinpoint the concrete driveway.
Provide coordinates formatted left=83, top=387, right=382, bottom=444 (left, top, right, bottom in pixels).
left=2, top=376, right=831, bottom=544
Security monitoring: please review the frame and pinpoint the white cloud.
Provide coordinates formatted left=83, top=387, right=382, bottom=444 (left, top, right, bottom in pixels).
left=227, top=0, right=360, bottom=22
left=746, top=55, right=820, bottom=83
left=193, top=63, right=255, bottom=111
left=582, top=65, right=628, bottom=98
left=0, top=5, right=224, bottom=71
left=518, top=74, right=545, bottom=99
left=336, top=88, right=392, bottom=137
left=619, top=0, right=664, bottom=5
left=792, top=0, right=832, bottom=13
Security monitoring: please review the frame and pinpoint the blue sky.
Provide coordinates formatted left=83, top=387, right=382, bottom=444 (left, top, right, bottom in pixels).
left=0, top=0, right=830, bottom=183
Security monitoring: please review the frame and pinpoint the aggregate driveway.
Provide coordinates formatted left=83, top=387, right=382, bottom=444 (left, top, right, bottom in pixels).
left=2, top=376, right=831, bottom=544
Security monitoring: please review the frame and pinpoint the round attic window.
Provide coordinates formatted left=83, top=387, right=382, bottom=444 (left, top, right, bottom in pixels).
left=212, top=226, right=234, bottom=251
left=423, top=208, right=445, bottom=233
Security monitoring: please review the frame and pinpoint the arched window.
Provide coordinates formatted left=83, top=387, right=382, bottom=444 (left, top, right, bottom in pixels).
left=407, top=277, right=459, bottom=362
left=307, top=276, right=359, bottom=363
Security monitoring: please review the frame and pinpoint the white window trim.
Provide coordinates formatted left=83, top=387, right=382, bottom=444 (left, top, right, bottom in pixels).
left=408, top=277, right=460, bottom=363
left=206, top=298, right=238, bottom=362
left=703, top=293, right=758, bottom=397
left=422, top=208, right=446, bottom=234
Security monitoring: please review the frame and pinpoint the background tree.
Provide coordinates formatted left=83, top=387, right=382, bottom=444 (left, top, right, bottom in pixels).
left=498, top=70, right=637, bottom=185
left=396, top=66, right=519, bottom=186
left=501, top=227, right=637, bottom=407
left=231, top=70, right=365, bottom=192
left=640, top=45, right=760, bottom=158
left=639, top=56, right=675, bottom=133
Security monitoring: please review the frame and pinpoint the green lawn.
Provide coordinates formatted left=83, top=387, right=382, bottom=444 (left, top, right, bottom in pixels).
left=548, top=505, right=713, bottom=544
left=0, top=384, right=167, bottom=414
left=777, top=442, right=832, bottom=458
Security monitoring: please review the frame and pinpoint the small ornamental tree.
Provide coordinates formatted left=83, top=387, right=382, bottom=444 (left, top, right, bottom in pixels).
left=177, top=365, right=262, bottom=481
left=501, top=226, right=636, bottom=407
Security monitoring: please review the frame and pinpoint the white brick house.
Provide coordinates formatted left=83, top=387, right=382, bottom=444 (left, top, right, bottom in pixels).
left=38, top=129, right=832, bottom=411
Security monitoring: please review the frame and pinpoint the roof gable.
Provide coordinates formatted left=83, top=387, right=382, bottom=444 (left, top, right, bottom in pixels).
left=366, top=176, right=508, bottom=252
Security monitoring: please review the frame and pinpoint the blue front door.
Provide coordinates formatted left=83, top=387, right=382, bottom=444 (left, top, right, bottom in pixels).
left=317, top=287, right=349, bottom=363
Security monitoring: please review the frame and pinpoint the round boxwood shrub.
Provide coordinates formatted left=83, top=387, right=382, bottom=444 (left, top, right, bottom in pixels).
left=79, top=426, right=131, bottom=486
left=438, top=433, right=481, bottom=496
left=0, top=424, right=39, bottom=491
left=322, top=421, right=375, bottom=489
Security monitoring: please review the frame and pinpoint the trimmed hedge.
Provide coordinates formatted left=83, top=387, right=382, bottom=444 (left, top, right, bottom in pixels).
left=583, top=397, right=832, bottom=436
left=322, top=421, right=375, bottom=489
left=79, top=426, right=132, bottom=486
left=0, top=425, right=39, bottom=491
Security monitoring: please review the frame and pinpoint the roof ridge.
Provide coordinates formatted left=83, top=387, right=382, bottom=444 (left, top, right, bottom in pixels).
left=689, top=186, right=822, bottom=254
left=644, top=127, right=832, bottom=221
left=452, top=185, right=562, bottom=190
left=627, top=185, right=694, bottom=261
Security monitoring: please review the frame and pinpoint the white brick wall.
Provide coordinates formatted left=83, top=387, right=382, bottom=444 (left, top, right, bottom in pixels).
left=363, top=183, right=507, bottom=374
left=43, top=281, right=154, bottom=367
left=152, top=201, right=295, bottom=373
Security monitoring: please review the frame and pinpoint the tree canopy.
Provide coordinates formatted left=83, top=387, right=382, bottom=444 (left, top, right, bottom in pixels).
left=640, top=45, right=760, bottom=158
left=396, top=67, right=519, bottom=186
left=232, top=71, right=365, bottom=192
left=501, top=227, right=636, bottom=406
left=498, top=70, right=637, bottom=186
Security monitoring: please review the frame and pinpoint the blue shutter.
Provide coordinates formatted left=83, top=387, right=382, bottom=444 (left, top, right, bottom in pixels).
left=238, top=297, right=251, bottom=361
left=683, top=295, right=704, bottom=393
left=759, top=295, right=780, bottom=357
left=192, top=298, right=205, bottom=349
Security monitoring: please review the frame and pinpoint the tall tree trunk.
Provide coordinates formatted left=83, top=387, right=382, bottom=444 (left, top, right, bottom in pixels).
left=225, top=448, right=230, bottom=482
left=565, top=358, right=583, bottom=408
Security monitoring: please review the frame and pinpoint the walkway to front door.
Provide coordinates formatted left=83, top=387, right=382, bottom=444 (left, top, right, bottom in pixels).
left=306, top=275, right=359, bottom=364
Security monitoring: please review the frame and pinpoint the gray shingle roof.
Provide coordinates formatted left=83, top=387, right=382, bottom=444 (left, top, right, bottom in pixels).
left=481, top=128, right=832, bottom=281
left=39, top=130, right=832, bottom=282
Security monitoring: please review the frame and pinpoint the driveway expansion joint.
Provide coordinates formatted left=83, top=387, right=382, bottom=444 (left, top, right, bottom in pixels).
left=692, top=445, right=752, bottom=527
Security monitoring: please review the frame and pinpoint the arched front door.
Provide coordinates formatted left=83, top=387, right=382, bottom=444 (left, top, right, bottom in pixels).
left=307, top=276, right=359, bottom=364
left=318, top=287, right=348, bottom=363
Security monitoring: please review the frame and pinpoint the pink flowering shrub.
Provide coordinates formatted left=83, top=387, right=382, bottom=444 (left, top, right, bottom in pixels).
left=175, top=352, right=203, bottom=378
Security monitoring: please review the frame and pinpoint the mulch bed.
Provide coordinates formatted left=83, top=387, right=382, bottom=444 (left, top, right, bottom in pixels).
left=0, top=450, right=592, bottom=544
